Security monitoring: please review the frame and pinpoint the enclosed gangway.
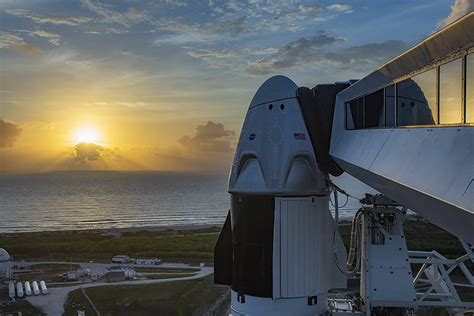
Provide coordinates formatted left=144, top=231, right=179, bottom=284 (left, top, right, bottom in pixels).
left=330, top=12, right=474, bottom=244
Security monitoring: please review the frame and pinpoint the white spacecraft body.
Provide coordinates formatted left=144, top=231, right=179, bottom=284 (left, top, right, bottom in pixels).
left=226, top=76, right=346, bottom=315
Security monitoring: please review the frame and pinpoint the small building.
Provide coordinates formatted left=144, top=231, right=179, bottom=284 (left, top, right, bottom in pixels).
left=105, top=271, right=126, bottom=282
left=111, top=255, right=131, bottom=264
left=135, top=258, right=161, bottom=266
left=0, top=248, right=12, bottom=281
left=67, top=269, right=90, bottom=281
left=104, top=267, right=136, bottom=282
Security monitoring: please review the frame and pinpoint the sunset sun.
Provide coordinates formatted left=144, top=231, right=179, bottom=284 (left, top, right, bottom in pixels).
left=72, top=126, right=102, bottom=144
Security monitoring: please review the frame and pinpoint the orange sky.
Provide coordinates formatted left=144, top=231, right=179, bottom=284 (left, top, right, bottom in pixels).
left=0, top=0, right=462, bottom=173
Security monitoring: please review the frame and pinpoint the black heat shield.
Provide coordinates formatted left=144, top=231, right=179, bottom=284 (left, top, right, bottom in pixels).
left=214, top=210, right=233, bottom=286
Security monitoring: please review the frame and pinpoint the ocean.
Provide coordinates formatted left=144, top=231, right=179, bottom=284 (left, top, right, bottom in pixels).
left=0, top=171, right=374, bottom=233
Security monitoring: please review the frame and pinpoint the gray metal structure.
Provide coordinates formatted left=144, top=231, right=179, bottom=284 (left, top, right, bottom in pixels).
left=215, top=12, right=473, bottom=316
left=330, top=12, right=474, bottom=245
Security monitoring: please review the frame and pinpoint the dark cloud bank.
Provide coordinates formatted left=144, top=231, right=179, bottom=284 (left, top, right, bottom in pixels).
left=0, top=119, right=22, bottom=148
left=179, top=120, right=235, bottom=152
left=73, top=142, right=104, bottom=162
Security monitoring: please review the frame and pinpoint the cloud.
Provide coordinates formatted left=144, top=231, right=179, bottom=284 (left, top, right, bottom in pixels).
left=154, top=15, right=249, bottom=45
left=179, top=121, right=235, bottom=152
left=0, top=31, right=25, bottom=48
left=248, top=33, right=344, bottom=72
left=4, top=9, right=92, bottom=26
left=243, top=37, right=407, bottom=76
left=279, top=32, right=345, bottom=55
left=163, top=0, right=188, bottom=7
left=206, top=16, right=248, bottom=36
left=154, top=1, right=330, bottom=45
left=0, top=119, right=22, bottom=148
left=73, top=142, right=104, bottom=161
left=188, top=31, right=346, bottom=74
left=187, top=31, right=407, bottom=77
left=0, top=29, right=60, bottom=51
left=440, top=0, right=473, bottom=27
left=329, top=40, right=408, bottom=64
left=26, top=30, right=62, bottom=46
left=327, top=4, right=353, bottom=14
left=80, top=0, right=151, bottom=27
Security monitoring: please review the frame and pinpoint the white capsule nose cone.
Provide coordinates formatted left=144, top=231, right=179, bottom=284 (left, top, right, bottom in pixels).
left=229, top=75, right=327, bottom=195
left=249, top=75, right=298, bottom=109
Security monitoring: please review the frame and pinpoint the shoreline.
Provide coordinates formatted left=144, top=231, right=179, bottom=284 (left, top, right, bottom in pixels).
left=0, top=223, right=223, bottom=237
left=0, top=214, right=428, bottom=236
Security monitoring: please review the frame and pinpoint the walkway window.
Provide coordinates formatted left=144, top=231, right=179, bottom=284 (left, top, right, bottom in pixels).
left=385, top=85, right=396, bottom=127
left=346, top=100, right=356, bottom=129
left=364, top=89, right=384, bottom=127
left=357, top=97, right=364, bottom=128
left=346, top=98, right=363, bottom=129
left=466, top=53, right=474, bottom=123
left=439, top=58, right=463, bottom=124
left=397, top=68, right=437, bottom=126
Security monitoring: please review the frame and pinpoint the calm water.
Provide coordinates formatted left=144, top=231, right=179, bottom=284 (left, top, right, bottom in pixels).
left=0, top=171, right=373, bottom=233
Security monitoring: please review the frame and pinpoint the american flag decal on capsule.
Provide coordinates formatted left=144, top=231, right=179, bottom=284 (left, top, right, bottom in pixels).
left=293, top=133, right=306, bottom=140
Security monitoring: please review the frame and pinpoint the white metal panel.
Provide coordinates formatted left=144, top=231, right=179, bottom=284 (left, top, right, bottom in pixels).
left=279, top=197, right=327, bottom=298
left=325, top=210, right=348, bottom=290
left=360, top=212, right=417, bottom=309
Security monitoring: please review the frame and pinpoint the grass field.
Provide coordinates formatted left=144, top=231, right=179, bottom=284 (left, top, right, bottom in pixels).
left=137, top=273, right=196, bottom=279
left=0, top=227, right=222, bottom=263
left=64, top=275, right=229, bottom=316
left=0, top=220, right=466, bottom=266
left=16, top=263, right=81, bottom=283
left=132, top=267, right=200, bottom=273
left=0, top=297, right=44, bottom=316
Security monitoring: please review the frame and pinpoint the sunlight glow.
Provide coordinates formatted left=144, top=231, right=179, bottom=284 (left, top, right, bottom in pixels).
left=72, top=126, right=102, bottom=144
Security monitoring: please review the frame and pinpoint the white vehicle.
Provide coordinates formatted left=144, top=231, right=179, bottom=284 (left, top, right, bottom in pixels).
left=24, top=281, right=32, bottom=296
left=31, top=281, right=40, bottom=296
left=8, top=281, right=15, bottom=299
left=135, top=258, right=161, bottom=265
left=39, top=280, right=48, bottom=295
left=16, top=282, right=24, bottom=298
left=111, top=255, right=130, bottom=264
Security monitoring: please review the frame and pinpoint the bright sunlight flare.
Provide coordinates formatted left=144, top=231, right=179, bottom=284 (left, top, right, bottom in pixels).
left=72, top=126, right=102, bottom=144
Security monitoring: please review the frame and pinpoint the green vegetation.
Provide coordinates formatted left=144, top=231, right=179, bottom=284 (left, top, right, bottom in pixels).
left=403, top=219, right=464, bottom=256
left=337, top=219, right=465, bottom=256
left=0, top=220, right=464, bottom=266
left=0, top=298, right=44, bottom=316
left=16, top=263, right=80, bottom=283
left=64, top=288, right=95, bottom=316
left=130, top=267, right=199, bottom=273
left=64, top=276, right=229, bottom=316
left=0, top=227, right=221, bottom=263
left=138, top=273, right=196, bottom=279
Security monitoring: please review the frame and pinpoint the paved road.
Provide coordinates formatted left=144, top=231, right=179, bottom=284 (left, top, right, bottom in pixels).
left=21, top=263, right=213, bottom=316
left=14, top=261, right=195, bottom=275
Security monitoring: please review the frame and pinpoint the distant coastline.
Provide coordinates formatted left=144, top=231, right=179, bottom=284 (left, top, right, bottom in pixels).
left=0, top=223, right=222, bottom=237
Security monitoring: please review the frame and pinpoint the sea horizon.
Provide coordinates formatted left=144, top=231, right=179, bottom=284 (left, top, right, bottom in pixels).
left=0, top=170, right=230, bottom=233
left=0, top=170, right=374, bottom=234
